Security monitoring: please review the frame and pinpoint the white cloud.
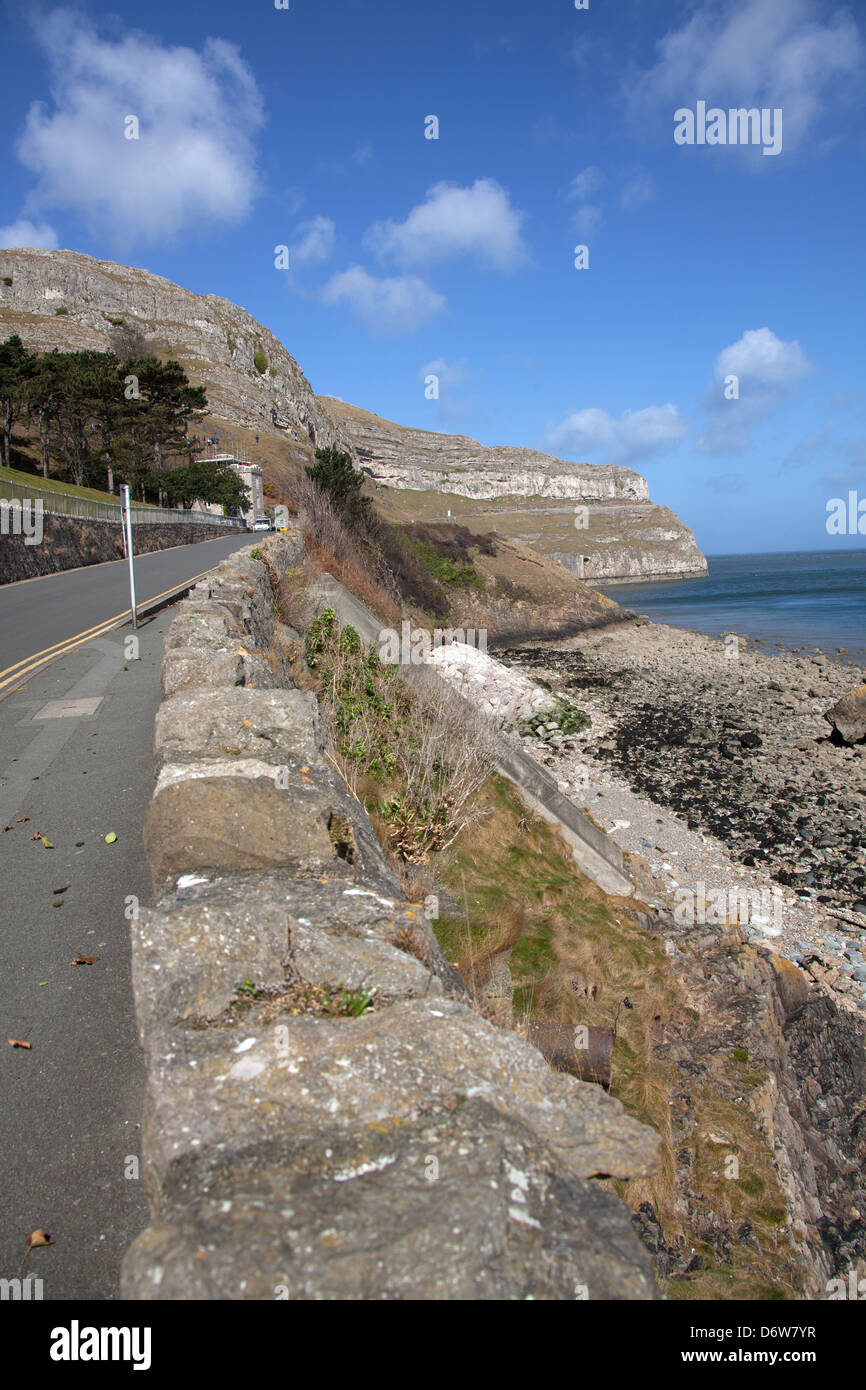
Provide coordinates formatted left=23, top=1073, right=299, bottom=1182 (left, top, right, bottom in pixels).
left=627, top=0, right=864, bottom=152
left=620, top=172, right=655, bottom=210
left=320, top=266, right=445, bottom=334
left=706, top=473, right=747, bottom=493
left=0, top=218, right=58, bottom=249
left=573, top=204, right=604, bottom=237
left=567, top=166, right=604, bottom=202
left=419, top=358, right=470, bottom=391
left=546, top=403, right=688, bottom=464
left=698, top=327, right=813, bottom=454
left=364, top=179, right=528, bottom=271
left=782, top=426, right=833, bottom=469
left=291, top=216, right=335, bottom=268
left=566, top=167, right=605, bottom=237
left=713, top=326, right=811, bottom=388
left=16, top=10, right=264, bottom=245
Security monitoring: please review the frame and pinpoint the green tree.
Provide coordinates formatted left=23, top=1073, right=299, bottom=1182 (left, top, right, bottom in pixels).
left=161, top=459, right=249, bottom=512
left=122, top=358, right=207, bottom=477
left=0, top=334, right=32, bottom=467
left=24, top=350, right=66, bottom=479
left=305, top=446, right=371, bottom=526
left=49, top=350, right=113, bottom=486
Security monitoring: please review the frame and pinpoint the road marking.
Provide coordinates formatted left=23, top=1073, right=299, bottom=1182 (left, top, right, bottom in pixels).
left=0, top=566, right=216, bottom=694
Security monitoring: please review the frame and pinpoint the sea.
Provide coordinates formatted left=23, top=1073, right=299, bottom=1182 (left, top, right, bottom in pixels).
left=597, top=550, right=866, bottom=663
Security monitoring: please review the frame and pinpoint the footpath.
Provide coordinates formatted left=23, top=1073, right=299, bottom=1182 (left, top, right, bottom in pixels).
left=0, top=534, right=250, bottom=1299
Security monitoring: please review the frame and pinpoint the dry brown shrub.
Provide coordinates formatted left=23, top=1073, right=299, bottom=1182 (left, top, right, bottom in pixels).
left=294, top=473, right=400, bottom=624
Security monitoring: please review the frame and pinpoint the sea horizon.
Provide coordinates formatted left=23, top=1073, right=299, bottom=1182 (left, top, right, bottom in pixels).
left=597, top=549, right=866, bottom=662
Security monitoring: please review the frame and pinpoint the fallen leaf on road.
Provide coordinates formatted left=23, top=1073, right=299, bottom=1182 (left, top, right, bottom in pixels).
left=16, top=817, right=29, bottom=823
left=8, top=1038, right=31, bottom=1048
left=30, top=831, right=42, bottom=840
left=71, top=955, right=100, bottom=966
left=26, top=1229, right=54, bottom=1248
left=41, top=838, right=53, bottom=848
left=104, top=832, right=117, bottom=844
left=52, top=885, right=70, bottom=894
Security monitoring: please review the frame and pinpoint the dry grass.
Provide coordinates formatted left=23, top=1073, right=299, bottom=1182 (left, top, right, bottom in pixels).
left=294, top=473, right=400, bottom=624
left=308, top=613, right=495, bottom=879
left=431, top=774, right=802, bottom=1300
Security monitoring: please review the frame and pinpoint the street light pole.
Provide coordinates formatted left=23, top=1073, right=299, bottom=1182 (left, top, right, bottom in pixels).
left=120, top=484, right=137, bottom=629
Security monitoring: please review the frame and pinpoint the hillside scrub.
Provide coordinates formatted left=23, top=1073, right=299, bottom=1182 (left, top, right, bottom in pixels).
left=304, top=608, right=494, bottom=872
left=434, top=776, right=801, bottom=1301
left=298, top=448, right=489, bottom=619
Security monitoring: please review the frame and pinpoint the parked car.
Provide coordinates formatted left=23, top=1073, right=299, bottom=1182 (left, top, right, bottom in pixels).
left=252, top=516, right=272, bottom=532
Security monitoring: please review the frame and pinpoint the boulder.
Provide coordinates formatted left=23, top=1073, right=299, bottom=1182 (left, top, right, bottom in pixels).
left=824, top=684, right=866, bottom=744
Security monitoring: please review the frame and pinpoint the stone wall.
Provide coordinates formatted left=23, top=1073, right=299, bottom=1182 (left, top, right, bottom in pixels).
left=122, top=529, right=662, bottom=1300
left=0, top=512, right=241, bottom=585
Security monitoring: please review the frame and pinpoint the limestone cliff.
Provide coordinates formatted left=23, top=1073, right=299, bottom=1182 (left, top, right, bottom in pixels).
left=0, top=248, right=706, bottom=581
left=0, top=247, right=348, bottom=459
left=321, top=397, right=707, bottom=582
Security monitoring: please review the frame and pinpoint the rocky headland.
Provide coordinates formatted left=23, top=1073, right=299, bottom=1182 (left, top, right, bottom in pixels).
left=323, top=396, right=708, bottom=582
left=0, top=248, right=706, bottom=583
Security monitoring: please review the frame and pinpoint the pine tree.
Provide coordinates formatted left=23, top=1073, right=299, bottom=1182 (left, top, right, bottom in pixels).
left=0, top=334, right=31, bottom=467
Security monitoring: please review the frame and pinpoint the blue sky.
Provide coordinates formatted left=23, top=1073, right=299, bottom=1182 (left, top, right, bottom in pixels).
left=1, top=0, right=864, bottom=555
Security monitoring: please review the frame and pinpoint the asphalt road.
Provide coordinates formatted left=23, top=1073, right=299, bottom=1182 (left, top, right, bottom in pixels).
left=0, top=533, right=252, bottom=1300
left=0, top=531, right=252, bottom=692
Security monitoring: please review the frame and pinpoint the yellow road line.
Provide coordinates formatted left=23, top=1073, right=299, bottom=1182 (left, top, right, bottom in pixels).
left=0, top=565, right=215, bottom=693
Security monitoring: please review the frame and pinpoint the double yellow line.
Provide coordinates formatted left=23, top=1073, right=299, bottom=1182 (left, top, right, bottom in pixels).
left=0, top=567, right=214, bottom=695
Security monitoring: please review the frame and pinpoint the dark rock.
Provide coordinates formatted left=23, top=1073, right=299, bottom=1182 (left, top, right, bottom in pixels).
left=825, top=685, right=866, bottom=745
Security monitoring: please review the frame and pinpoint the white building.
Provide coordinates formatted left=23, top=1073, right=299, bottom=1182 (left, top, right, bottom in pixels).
left=194, top=448, right=264, bottom=526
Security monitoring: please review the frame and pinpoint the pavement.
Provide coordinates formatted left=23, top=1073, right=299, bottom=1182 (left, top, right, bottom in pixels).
left=0, top=531, right=252, bottom=694
left=0, top=531, right=252, bottom=1300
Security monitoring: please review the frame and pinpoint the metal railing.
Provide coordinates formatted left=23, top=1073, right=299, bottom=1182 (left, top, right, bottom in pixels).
left=0, top=473, right=246, bottom=528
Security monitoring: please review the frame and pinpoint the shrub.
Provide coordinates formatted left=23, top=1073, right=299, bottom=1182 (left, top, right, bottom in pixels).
left=254, top=348, right=268, bottom=374
left=411, top=539, right=483, bottom=591
left=297, top=461, right=448, bottom=618
left=1, top=277, right=12, bottom=287
left=54, top=306, right=69, bottom=315
left=293, top=472, right=400, bottom=622
left=305, top=446, right=372, bottom=526
left=103, top=314, right=125, bottom=327
left=310, top=614, right=493, bottom=864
